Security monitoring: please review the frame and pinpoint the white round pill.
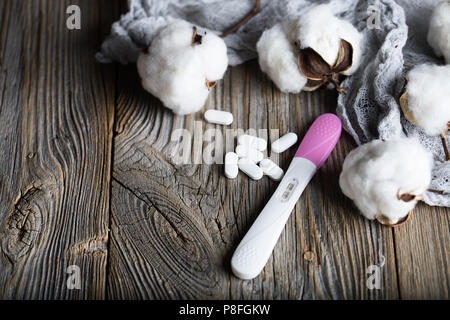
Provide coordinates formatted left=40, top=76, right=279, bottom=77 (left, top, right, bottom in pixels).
left=204, top=110, right=234, bottom=125
left=271, top=133, right=298, bottom=153
left=224, top=152, right=239, bottom=179
left=238, top=158, right=263, bottom=180
left=238, top=134, right=267, bottom=151
left=259, top=158, right=284, bottom=181
left=235, top=145, right=264, bottom=163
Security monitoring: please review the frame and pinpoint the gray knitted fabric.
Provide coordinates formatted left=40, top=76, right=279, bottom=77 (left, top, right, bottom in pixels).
left=97, top=0, right=450, bottom=207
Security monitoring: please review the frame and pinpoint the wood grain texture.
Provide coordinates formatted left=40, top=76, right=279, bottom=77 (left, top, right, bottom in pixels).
left=0, top=0, right=448, bottom=300
left=393, top=203, right=450, bottom=299
left=0, top=0, right=117, bottom=299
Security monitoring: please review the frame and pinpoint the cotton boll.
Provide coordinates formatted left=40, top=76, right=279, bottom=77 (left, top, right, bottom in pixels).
left=296, top=4, right=341, bottom=66
left=257, top=21, right=307, bottom=93
left=403, top=63, right=450, bottom=136
left=137, top=20, right=228, bottom=115
left=296, top=4, right=363, bottom=74
left=256, top=4, right=362, bottom=93
left=427, top=0, right=450, bottom=64
left=339, top=138, right=433, bottom=226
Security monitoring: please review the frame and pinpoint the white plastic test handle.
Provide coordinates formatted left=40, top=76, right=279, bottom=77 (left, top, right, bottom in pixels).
left=231, top=157, right=316, bottom=280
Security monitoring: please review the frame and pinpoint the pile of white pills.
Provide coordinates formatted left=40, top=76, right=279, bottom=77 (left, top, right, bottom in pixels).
left=203, top=109, right=298, bottom=182
left=225, top=133, right=298, bottom=181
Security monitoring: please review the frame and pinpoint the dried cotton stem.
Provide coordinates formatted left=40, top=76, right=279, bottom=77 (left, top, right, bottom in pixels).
left=220, top=0, right=260, bottom=38
left=441, top=122, right=450, bottom=161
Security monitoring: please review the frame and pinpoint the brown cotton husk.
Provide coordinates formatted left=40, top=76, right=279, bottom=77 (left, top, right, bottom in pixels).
left=297, top=39, right=353, bottom=92
left=376, top=210, right=412, bottom=227
left=399, top=91, right=418, bottom=125
left=398, top=79, right=418, bottom=126
left=302, top=79, right=326, bottom=91
left=396, top=191, right=423, bottom=202
left=192, top=26, right=203, bottom=45
left=205, top=80, right=217, bottom=90
left=333, top=39, right=353, bottom=73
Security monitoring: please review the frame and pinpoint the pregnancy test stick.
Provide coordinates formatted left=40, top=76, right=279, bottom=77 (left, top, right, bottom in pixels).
left=231, top=113, right=342, bottom=280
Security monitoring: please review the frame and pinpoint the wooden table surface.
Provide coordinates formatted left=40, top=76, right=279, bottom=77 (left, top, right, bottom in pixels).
left=0, top=0, right=448, bottom=300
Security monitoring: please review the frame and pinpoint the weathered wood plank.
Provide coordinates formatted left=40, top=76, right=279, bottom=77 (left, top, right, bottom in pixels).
left=109, top=65, right=225, bottom=299
left=393, top=203, right=450, bottom=299
left=0, top=0, right=117, bottom=299
left=108, top=60, right=400, bottom=299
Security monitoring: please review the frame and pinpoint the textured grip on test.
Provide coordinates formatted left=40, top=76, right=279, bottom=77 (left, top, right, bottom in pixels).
left=295, top=113, right=342, bottom=168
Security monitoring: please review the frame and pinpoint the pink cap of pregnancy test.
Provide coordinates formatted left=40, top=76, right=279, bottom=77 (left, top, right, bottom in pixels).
left=295, top=113, right=342, bottom=169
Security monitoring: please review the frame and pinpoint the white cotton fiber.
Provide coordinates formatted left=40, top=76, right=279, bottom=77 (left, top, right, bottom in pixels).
left=339, top=138, right=433, bottom=225
left=137, top=20, right=228, bottom=115
left=405, top=63, right=450, bottom=135
left=427, top=0, right=450, bottom=64
left=257, top=21, right=307, bottom=93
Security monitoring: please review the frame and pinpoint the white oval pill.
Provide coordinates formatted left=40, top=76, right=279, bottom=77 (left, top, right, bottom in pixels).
left=235, top=145, right=264, bottom=163
left=224, top=152, right=239, bottom=179
left=271, top=133, right=298, bottom=153
left=238, top=134, right=267, bottom=151
left=238, top=158, right=263, bottom=180
left=259, top=158, right=284, bottom=181
left=204, top=110, right=234, bottom=125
